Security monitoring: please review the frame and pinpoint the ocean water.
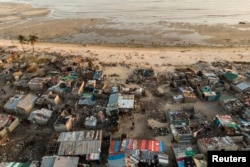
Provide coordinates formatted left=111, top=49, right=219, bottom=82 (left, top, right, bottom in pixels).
left=0, top=0, right=250, bottom=24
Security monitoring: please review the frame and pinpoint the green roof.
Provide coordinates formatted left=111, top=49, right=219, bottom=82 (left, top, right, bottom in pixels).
left=224, top=71, right=238, bottom=81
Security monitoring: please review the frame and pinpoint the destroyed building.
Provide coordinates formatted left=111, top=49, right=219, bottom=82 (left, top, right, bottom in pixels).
left=28, top=108, right=53, bottom=125
left=0, top=114, right=19, bottom=139
left=166, top=111, right=190, bottom=125
left=28, top=77, right=51, bottom=91
left=197, top=136, right=238, bottom=154
left=54, top=115, right=73, bottom=132
left=16, top=93, right=38, bottom=117
left=3, top=95, right=24, bottom=113
left=170, top=124, right=193, bottom=143
left=178, top=86, right=197, bottom=103
left=214, top=115, right=241, bottom=136
left=218, top=96, right=244, bottom=114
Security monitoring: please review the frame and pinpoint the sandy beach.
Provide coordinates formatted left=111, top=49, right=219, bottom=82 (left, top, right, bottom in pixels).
left=1, top=38, right=250, bottom=83
left=0, top=2, right=250, bottom=47
left=0, top=2, right=250, bottom=79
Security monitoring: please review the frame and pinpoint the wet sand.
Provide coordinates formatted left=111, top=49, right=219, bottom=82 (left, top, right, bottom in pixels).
left=0, top=3, right=250, bottom=47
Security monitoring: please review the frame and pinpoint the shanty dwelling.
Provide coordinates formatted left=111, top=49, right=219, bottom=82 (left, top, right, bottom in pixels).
left=54, top=116, right=73, bottom=132
left=28, top=77, right=51, bottom=91
left=0, top=114, right=20, bottom=139
left=231, top=82, right=250, bottom=93
left=202, top=72, right=219, bottom=85
left=85, top=80, right=96, bottom=92
left=3, top=94, right=24, bottom=113
left=56, top=130, right=102, bottom=161
left=173, top=94, right=184, bottom=103
left=45, top=92, right=60, bottom=106
left=197, top=85, right=219, bottom=101
left=16, top=93, right=38, bottom=117
left=40, top=156, right=79, bottom=167
left=71, top=81, right=84, bottom=98
left=84, top=116, right=97, bottom=129
left=48, top=80, right=72, bottom=95
left=218, top=96, right=244, bottom=114
left=28, top=108, right=53, bottom=125
left=178, top=86, right=197, bottom=103
left=197, top=136, right=238, bottom=155
left=170, top=124, right=193, bottom=143
left=107, top=93, right=135, bottom=112
left=16, top=79, right=30, bottom=91
left=172, top=144, right=206, bottom=167
left=223, top=71, right=238, bottom=83
left=165, top=110, right=190, bottom=125
left=108, top=139, right=168, bottom=167
left=214, top=115, right=241, bottom=136
left=93, top=70, right=103, bottom=80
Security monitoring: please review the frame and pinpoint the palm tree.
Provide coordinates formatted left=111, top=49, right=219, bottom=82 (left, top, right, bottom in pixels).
left=18, top=35, right=26, bottom=52
left=29, top=34, right=38, bottom=53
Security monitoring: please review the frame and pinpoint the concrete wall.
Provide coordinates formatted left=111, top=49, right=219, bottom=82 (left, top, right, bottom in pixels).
left=54, top=117, right=72, bottom=132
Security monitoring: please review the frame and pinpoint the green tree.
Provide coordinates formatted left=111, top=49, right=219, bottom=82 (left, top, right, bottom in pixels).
left=18, top=35, right=26, bottom=52
left=29, top=34, right=38, bottom=53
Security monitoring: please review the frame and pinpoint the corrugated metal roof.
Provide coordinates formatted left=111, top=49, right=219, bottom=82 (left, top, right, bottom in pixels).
left=236, top=82, right=250, bottom=91
left=107, top=93, right=119, bottom=108
left=57, top=130, right=102, bottom=142
left=57, top=130, right=102, bottom=156
left=118, top=94, right=134, bottom=109
left=110, top=139, right=164, bottom=153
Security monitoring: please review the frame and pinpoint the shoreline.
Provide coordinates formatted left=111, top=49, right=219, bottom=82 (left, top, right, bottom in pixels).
left=1, top=3, right=250, bottom=48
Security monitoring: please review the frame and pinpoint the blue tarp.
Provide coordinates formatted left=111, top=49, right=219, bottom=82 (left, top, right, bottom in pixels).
left=160, top=141, right=165, bottom=152
left=115, top=141, right=121, bottom=152
left=177, top=160, right=184, bottom=167
left=108, top=153, right=125, bottom=160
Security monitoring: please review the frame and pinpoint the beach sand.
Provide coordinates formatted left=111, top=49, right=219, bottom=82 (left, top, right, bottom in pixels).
left=0, top=3, right=250, bottom=82
left=1, top=39, right=250, bottom=83
left=1, top=3, right=250, bottom=47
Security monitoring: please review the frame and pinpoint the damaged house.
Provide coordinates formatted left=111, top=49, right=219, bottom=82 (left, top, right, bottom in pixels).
left=170, top=124, right=193, bottom=143
left=178, top=86, right=197, bottom=103
left=165, top=111, right=190, bottom=125
left=0, top=114, right=20, bottom=139
left=28, top=108, right=53, bottom=125
left=54, top=115, right=73, bottom=132
left=16, top=93, right=38, bottom=117
left=197, top=136, right=238, bottom=154
left=214, top=115, right=241, bottom=136
left=3, top=94, right=24, bottom=113
left=28, top=77, right=51, bottom=91
left=218, top=96, right=244, bottom=114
